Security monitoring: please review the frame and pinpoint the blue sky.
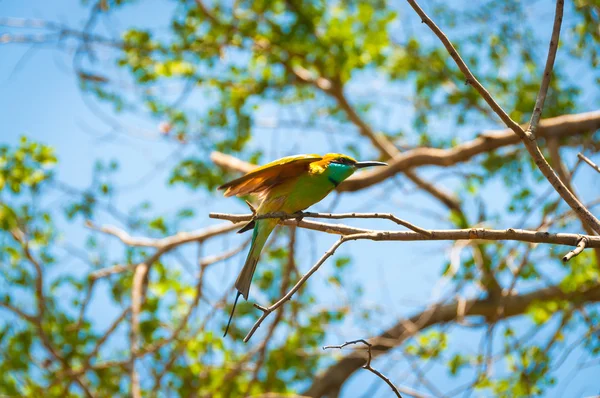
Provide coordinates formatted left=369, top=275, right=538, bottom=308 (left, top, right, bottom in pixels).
left=2, top=1, right=600, bottom=396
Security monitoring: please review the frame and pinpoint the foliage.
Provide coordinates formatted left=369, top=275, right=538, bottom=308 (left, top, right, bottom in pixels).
left=1, top=0, right=600, bottom=396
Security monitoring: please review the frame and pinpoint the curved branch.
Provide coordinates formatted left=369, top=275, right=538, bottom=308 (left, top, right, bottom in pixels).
left=305, top=285, right=600, bottom=397
left=211, top=110, right=600, bottom=193
left=86, top=220, right=238, bottom=249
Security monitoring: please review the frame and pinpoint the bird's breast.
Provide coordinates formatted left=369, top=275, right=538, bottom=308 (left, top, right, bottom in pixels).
left=261, top=172, right=338, bottom=214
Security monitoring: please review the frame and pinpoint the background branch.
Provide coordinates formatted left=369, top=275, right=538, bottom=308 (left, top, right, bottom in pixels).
left=323, top=339, right=404, bottom=398
left=405, top=0, right=600, bottom=234
left=211, top=110, right=600, bottom=193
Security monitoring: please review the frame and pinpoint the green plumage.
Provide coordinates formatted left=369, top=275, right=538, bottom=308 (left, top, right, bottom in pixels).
left=219, top=153, right=386, bottom=337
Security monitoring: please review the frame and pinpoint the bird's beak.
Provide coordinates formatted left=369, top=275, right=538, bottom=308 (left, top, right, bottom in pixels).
left=354, top=161, right=388, bottom=169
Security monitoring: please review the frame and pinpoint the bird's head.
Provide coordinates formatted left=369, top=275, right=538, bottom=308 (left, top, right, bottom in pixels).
left=310, top=153, right=387, bottom=185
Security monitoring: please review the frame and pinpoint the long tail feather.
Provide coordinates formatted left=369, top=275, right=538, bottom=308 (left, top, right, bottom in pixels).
left=237, top=220, right=255, bottom=234
left=235, top=219, right=277, bottom=299
left=223, top=219, right=277, bottom=337
left=223, top=291, right=241, bottom=337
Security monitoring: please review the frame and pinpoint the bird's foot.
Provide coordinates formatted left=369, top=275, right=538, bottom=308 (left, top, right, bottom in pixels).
left=292, top=211, right=305, bottom=223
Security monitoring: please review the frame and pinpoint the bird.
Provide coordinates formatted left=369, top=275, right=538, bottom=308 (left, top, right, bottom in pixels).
left=218, top=153, right=387, bottom=337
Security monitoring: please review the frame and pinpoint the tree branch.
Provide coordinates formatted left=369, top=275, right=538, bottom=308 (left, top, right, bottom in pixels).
left=578, top=152, right=600, bottom=174
left=305, top=284, right=600, bottom=397
left=210, top=212, right=599, bottom=343
left=323, top=340, right=404, bottom=398
left=405, top=0, right=600, bottom=234
left=209, top=212, right=600, bottom=251
left=210, top=110, right=600, bottom=193
left=526, top=0, right=564, bottom=138
left=86, top=220, right=238, bottom=249
left=562, top=237, right=588, bottom=262
left=547, top=139, right=600, bottom=263
left=242, top=235, right=354, bottom=342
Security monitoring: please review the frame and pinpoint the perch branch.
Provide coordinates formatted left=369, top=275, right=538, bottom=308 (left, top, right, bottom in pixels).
left=212, top=210, right=430, bottom=236
left=217, top=212, right=600, bottom=341
left=209, top=212, right=600, bottom=250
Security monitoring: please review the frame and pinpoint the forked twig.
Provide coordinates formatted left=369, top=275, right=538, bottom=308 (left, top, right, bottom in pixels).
left=323, top=339, right=403, bottom=398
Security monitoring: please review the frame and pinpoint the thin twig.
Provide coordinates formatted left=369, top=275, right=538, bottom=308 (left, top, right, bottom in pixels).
left=526, top=0, right=564, bottom=138
left=578, top=153, right=600, bottom=174
left=563, top=237, right=588, bottom=262
left=211, top=211, right=430, bottom=236
left=547, top=141, right=600, bottom=264
left=305, top=283, right=600, bottom=396
left=243, top=234, right=373, bottom=342
left=323, top=339, right=403, bottom=398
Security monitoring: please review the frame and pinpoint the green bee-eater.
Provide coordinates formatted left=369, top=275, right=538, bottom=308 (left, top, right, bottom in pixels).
left=219, top=153, right=387, bottom=336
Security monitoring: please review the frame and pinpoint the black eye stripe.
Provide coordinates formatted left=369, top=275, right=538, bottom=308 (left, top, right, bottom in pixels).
left=332, top=158, right=354, bottom=165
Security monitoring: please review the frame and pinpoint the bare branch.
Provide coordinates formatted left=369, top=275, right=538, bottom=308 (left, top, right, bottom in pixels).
left=130, top=262, right=145, bottom=398
left=210, top=211, right=600, bottom=249
left=211, top=111, right=600, bottom=193
left=578, top=153, right=600, bottom=174
left=212, top=211, right=430, bottom=236
left=405, top=0, right=600, bottom=234
left=526, top=0, right=564, bottom=138
left=243, top=235, right=359, bottom=342
left=85, top=220, right=238, bottom=249
left=305, top=284, right=600, bottom=397
left=404, top=1, right=522, bottom=136
left=562, top=237, right=588, bottom=262
left=323, top=339, right=404, bottom=398
left=208, top=210, right=599, bottom=344
left=235, top=218, right=599, bottom=342
left=547, top=140, right=600, bottom=263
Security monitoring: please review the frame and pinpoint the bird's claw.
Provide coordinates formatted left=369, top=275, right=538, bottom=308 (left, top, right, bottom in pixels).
left=293, top=211, right=305, bottom=223
left=244, top=200, right=257, bottom=216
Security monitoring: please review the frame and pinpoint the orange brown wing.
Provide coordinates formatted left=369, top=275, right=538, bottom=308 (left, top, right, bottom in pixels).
left=218, top=154, right=322, bottom=197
